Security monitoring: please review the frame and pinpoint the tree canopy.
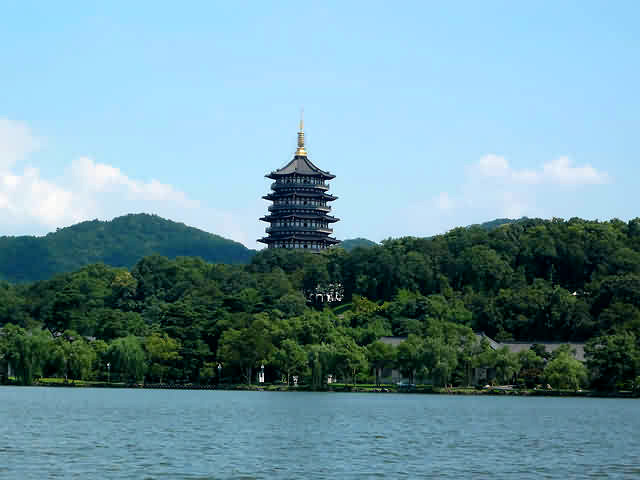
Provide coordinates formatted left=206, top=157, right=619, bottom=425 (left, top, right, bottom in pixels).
left=1, top=216, right=639, bottom=390
left=0, top=213, right=255, bottom=282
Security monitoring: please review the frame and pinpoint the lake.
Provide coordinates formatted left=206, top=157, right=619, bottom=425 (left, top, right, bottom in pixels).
left=0, top=387, right=638, bottom=479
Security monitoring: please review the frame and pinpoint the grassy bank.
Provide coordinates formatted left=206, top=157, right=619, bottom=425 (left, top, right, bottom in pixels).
left=2, top=378, right=636, bottom=398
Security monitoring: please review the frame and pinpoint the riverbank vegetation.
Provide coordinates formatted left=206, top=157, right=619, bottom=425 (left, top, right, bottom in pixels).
left=1, top=218, right=639, bottom=393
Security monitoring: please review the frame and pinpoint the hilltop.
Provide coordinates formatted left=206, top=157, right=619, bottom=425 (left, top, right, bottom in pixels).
left=338, top=238, right=378, bottom=251
left=0, top=214, right=255, bottom=282
left=472, top=217, right=526, bottom=231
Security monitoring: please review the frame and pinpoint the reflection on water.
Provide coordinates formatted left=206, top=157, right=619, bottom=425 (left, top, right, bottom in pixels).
left=1, top=388, right=639, bottom=479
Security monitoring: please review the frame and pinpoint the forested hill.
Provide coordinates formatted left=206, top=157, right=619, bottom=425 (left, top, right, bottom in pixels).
left=339, top=238, right=377, bottom=251
left=1, top=216, right=639, bottom=389
left=0, top=214, right=255, bottom=282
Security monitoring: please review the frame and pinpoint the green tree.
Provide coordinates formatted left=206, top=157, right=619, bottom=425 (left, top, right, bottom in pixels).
left=423, top=336, right=458, bottom=387
left=517, top=348, right=545, bottom=387
left=530, top=344, right=551, bottom=361
left=199, top=362, right=217, bottom=384
left=493, top=347, right=521, bottom=384
left=544, top=352, right=588, bottom=390
left=0, top=282, right=32, bottom=328
left=217, top=314, right=274, bottom=384
left=395, top=335, right=424, bottom=384
left=91, top=339, right=109, bottom=380
left=475, top=346, right=520, bottom=385
left=144, top=333, right=181, bottom=383
left=306, top=343, right=335, bottom=388
left=108, top=336, right=147, bottom=383
left=333, top=337, right=368, bottom=385
left=0, top=325, right=53, bottom=385
left=598, top=302, right=640, bottom=333
left=56, top=332, right=97, bottom=381
left=366, top=341, right=396, bottom=385
left=456, top=329, right=481, bottom=386
left=460, top=245, right=513, bottom=292
left=585, top=332, right=640, bottom=390
left=274, top=292, right=307, bottom=316
left=93, top=309, right=147, bottom=341
left=272, top=339, right=308, bottom=385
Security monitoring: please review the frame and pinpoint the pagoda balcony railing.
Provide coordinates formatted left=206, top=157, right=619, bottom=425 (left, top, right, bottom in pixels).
left=268, top=204, right=331, bottom=212
left=271, top=182, right=329, bottom=191
left=261, top=215, right=338, bottom=223
left=266, top=226, right=333, bottom=234
left=266, top=245, right=330, bottom=253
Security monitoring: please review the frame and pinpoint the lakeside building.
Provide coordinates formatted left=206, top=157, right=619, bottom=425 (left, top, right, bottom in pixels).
left=258, top=116, right=340, bottom=250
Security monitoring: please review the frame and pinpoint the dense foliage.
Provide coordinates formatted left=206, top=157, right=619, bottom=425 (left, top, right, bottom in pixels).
left=472, top=218, right=521, bottom=231
left=1, top=217, right=640, bottom=391
left=0, top=214, right=255, bottom=282
left=339, top=238, right=377, bottom=251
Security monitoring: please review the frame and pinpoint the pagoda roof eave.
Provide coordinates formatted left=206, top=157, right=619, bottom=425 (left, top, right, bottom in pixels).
left=265, top=155, right=335, bottom=180
left=263, top=192, right=337, bottom=201
left=260, top=234, right=340, bottom=242
left=258, top=238, right=341, bottom=246
left=267, top=172, right=335, bottom=180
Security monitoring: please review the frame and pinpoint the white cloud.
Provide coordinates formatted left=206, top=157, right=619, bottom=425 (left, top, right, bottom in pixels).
left=410, top=153, right=611, bottom=238
left=69, top=156, right=197, bottom=208
left=541, top=156, right=609, bottom=185
left=0, top=118, right=250, bottom=246
left=0, top=118, right=40, bottom=169
left=476, top=154, right=511, bottom=178
left=435, top=191, right=455, bottom=211
left=472, top=154, right=609, bottom=186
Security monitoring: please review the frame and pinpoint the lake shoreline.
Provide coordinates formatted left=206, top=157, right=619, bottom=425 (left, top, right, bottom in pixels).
left=3, top=381, right=638, bottom=398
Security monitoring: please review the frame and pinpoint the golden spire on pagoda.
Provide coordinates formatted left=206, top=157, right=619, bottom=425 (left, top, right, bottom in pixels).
left=295, top=108, right=307, bottom=156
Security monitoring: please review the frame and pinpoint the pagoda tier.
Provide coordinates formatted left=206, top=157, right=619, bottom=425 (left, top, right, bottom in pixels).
left=262, top=191, right=337, bottom=202
left=258, top=118, right=340, bottom=251
left=260, top=213, right=339, bottom=223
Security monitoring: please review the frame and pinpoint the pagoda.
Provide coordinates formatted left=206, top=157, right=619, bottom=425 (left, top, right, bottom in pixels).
left=258, top=116, right=339, bottom=250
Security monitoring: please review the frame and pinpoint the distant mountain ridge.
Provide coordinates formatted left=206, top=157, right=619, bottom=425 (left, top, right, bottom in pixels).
left=0, top=215, right=529, bottom=283
left=471, top=217, right=527, bottom=231
left=0, top=214, right=255, bottom=283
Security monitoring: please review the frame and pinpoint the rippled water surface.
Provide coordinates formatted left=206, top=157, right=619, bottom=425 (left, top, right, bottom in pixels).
left=1, top=387, right=639, bottom=479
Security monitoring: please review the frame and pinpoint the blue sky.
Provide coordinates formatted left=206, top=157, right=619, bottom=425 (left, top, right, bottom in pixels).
left=0, top=1, right=638, bottom=248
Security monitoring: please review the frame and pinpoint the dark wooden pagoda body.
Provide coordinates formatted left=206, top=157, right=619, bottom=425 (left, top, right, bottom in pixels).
left=258, top=127, right=339, bottom=250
